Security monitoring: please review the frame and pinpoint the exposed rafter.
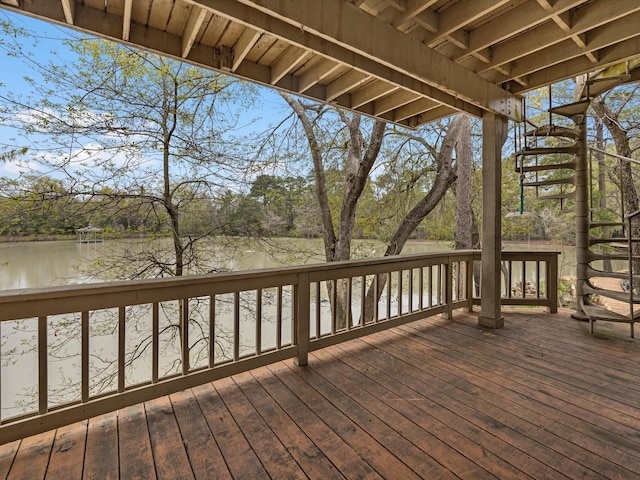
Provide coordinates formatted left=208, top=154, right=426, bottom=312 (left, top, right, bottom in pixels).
left=0, top=0, right=637, bottom=128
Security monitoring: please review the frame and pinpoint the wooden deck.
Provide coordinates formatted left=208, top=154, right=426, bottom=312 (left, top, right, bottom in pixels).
left=1, top=308, right=639, bottom=480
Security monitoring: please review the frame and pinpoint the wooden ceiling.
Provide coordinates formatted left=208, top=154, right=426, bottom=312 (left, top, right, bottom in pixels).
left=1, top=0, right=639, bottom=127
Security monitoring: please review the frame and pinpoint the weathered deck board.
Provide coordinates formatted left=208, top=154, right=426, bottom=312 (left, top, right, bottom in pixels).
left=83, top=413, right=118, bottom=480
left=0, top=308, right=639, bottom=480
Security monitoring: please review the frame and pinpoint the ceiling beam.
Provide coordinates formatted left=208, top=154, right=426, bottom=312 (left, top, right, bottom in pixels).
left=509, top=36, right=640, bottom=94
left=270, top=46, right=311, bottom=84
left=391, top=0, right=438, bottom=32
left=202, top=0, right=519, bottom=119
left=373, top=90, right=419, bottom=116
left=422, top=0, right=511, bottom=48
left=326, top=70, right=370, bottom=102
left=497, top=12, right=640, bottom=83
left=455, top=0, right=587, bottom=63
left=385, top=97, right=439, bottom=122
left=298, top=59, right=341, bottom=93
left=187, top=0, right=486, bottom=118
left=122, top=0, right=133, bottom=41
left=351, top=80, right=398, bottom=109
left=182, top=6, right=207, bottom=58
left=412, top=105, right=459, bottom=126
left=231, top=27, right=261, bottom=72
left=479, top=0, right=640, bottom=74
left=60, top=0, right=74, bottom=24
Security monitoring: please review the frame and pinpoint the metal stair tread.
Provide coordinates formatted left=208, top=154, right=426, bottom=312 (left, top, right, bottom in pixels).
left=537, top=192, right=575, bottom=200
left=582, top=304, right=639, bottom=322
left=583, top=285, right=640, bottom=304
left=549, top=99, right=591, bottom=118
left=521, top=146, right=578, bottom=155
left=587, top=252, right=640, bottom=261
left=525, top=125, right=579, bottom=139
left=589, top=222, right=624, bottom=228
left=585, top=267, right=640, bottom=281
left=521, top=162, right=576, bottom=172
left=523, top=177, right=574, bottom=187
left=590, top=237, right=640, bottom=245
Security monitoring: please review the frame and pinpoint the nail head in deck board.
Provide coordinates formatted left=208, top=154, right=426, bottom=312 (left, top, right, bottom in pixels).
left=250, top=367, right=383, bottom=479
left=191, top=383, right=268, bottom=479
left=44, top=421, right=87, bottom=480
left=233, top=370, right=343, bottom=480
left=118, top=403, right=157, bottom=480
left=83, top=413, right=119, bottom=480
left=214, top=376, right=307, bottom=479
left=5, top=431, right=54, bottom=480
left=169, top=390, right=231, bottom=480
left=145, top=396, right=195, bottom=480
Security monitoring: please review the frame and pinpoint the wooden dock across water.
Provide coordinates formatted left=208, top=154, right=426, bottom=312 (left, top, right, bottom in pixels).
left=1, top=308, right=639, bottom=479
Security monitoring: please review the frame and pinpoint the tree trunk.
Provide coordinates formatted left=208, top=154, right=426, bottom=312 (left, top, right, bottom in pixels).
left=363, top=115, right=464, bottom=321
left=282, top=93, right=385, bottom=329
left=455, top=114, right=473, bottom=250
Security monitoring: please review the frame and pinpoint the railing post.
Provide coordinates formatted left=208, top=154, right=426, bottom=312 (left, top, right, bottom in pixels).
left=442, top=258, right=453, bottom=319
left=547, top=255, right=558, bottom=313
left=294, top=272, right=310, bottom=367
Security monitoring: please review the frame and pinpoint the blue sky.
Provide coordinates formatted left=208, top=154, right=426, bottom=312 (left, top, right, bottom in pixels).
left=0, top=9, right=290, bottom=180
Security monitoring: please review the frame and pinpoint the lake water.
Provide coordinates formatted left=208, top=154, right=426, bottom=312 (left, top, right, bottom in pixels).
left=0, top=238, right=587, bottom=291
left=0, top=238, right=584, bottom=419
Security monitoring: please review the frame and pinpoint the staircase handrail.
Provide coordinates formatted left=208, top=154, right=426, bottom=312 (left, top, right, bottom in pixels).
left=589, top=146, right=640, bottom=166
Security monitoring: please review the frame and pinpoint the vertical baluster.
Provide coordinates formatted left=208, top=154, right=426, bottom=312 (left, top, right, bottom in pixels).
left=182, top=299, right=190, bottom=375
left=386, top=272, right=392, bottom=319
left=444, top=260, right=453, bottom=319
left=38, top=316, right=48, bottom=414
left=346, top=278, right=352, bottom=330
left=536, top=261, right=541, bottom=298
left=315, top=282, right=321, bottom=338
left=276, top=286, right=283, bottom=349
left=119, top=306, right=125, bottom=392
left=409, top=269, right=414, bottom=312
left=208, top=296, right=215, bottom=369
left=522, top=261, right=527, bottom=299
left=82, top=311, right=89, bottom=403
left=256, top=289, right=262, bottom=356
left=437, top=264, right=442, bottom=305
left=234, top=292, right=240, bottom=361
left=396, top=271, right=402, bottom=315
left=427, top=266, right=433, bottom=308
left=361, top=275, right=366, bottom=324
left=331, top=280, right=337, bottom=334
left=373, top=274, right=379, bottom=322
left=419, top=267, right=424, bottom=310
left=290, top=285, right=296, bottom=346
left=508, top=260, right=513, bottom=298
left=153, top=302, right=159, bottom=382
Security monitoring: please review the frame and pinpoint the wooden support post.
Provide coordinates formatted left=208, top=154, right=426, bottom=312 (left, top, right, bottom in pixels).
left=294, top=273, right=310, bottom=367
left=479, top=112, right=508, bottom=328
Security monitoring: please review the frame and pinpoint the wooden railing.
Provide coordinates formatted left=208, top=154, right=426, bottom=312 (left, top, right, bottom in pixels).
left=0, top=250, right=557, bottom=443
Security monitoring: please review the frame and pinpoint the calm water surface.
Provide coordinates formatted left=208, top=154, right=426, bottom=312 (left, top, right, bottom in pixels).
left=0, top=238, right=585, bottom=291
left=0, top=238, right=583, bottom=419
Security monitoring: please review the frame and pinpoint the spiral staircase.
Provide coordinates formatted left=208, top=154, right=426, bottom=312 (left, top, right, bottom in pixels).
left=515, top=71, right=640, bottom=338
